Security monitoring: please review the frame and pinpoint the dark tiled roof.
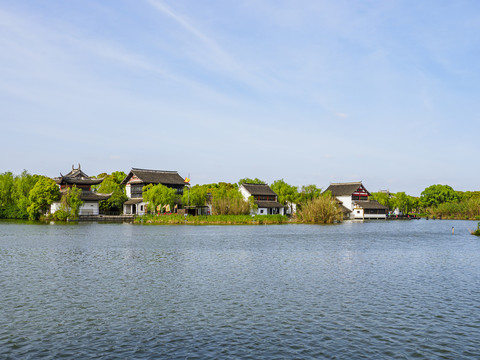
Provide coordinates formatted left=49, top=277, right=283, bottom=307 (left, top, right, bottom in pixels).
left=121, top=168, right=185, bottom=186
left=337, top=203, right=352, bottom=214
left=241, top=183, right=277, bottom=196
left=54, top=165, right=104, bottom=185
left=354, top=200, right=388, bottom=210
left=325, top=182, right=363, bottom=196
left=55, top=178, right=104, bottom=185
left=256, top=200, right=285, bottom=208
left=60, top=190, right=112, bottom=201
left=124, top=198, right=144, bottom=205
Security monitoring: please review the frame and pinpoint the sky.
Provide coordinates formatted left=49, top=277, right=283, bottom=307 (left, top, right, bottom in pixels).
left=1, top=0, right=479, bottom=195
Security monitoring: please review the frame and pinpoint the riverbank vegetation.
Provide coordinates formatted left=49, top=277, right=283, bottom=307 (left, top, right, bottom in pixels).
left=2, top=170, right=479, bottom=223
left=471, top=223, right=480, bottom=236
left=135, top=214, right=289, bottom=225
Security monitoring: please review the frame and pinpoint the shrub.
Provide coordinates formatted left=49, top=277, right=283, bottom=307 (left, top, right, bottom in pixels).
left=297, top=195, right=342, bottom=224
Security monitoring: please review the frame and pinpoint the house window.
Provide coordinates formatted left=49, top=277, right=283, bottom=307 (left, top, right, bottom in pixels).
left=260, top=209, right=264, bottom=214
left=357, top=210, right=361, bottom=214
left=140, top=205, right=144, bottom=211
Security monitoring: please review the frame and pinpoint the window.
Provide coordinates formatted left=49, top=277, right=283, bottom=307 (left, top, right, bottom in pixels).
left=357, top=210, right=361, bottom=214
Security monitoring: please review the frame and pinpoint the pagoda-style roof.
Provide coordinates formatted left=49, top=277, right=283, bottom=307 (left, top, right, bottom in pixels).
left=240, top=183, right=277, bottom=197
left=324, top=182, right=370, bottom=196
left=59, top=189, right=112, bottom=201
left=121, top=168, right=186, bottom=186
left=54, top=164, right=104, bottom=186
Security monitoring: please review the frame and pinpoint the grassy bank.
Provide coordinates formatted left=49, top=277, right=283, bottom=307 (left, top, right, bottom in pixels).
left=135, top=214, right=290, bottom=225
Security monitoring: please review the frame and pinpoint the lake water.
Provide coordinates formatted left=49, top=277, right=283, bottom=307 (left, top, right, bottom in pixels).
left=1, top=219, right=480, bottom=359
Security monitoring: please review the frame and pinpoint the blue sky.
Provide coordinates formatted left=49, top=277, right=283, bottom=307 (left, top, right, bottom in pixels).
left=1, top=0, right=479, bottom=195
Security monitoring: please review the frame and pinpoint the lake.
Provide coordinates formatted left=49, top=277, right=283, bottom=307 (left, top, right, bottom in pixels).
left=1, top=219, right=480, bottom=359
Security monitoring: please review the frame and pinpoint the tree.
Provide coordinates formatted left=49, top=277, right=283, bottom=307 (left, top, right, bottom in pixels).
left=371, top=192, right=394, bottom=210
left=238, top=177, right=266, bottom=185
left=27, top=177, right=60, bottom=220
left=210, top=183, right=249, bottom=215
left=393, top=192, right=413, bottom=214
left=420, top=184, right=460, bottom=208
left=182, top=185, right=208, bottom=207
left=142, top=184, right=178, bottom=213
left=271, top=179, right=299, bottom=214
left=299, top=184, right=322, bottom=203
left=97, top=174, right=128, bottom=214
left=54, top=186, right=83, bottom=220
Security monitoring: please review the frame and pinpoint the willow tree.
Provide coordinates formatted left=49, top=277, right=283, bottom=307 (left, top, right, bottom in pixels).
left=142, top=183, right=178, bottom=213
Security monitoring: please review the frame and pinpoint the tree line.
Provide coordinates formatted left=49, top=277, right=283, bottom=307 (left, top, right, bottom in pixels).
left=1, top=170, right=478, bottom=222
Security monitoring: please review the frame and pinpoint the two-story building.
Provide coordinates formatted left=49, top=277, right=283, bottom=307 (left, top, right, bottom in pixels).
left=51, top=164, right=112, bottom=216
left=239, top=183, right=285, bottom=215
left=324, top=181, right=388, bottom=220
left=121, top=168, right=186, bottom=215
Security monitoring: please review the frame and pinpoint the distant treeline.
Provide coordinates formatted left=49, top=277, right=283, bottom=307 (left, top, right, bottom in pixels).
left=371, top=184, right=480, bottom=220
left=1, top=171, right=479, bottom=222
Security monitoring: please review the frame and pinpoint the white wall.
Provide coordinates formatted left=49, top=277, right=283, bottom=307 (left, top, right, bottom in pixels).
left=126, top=184, right=132, bottom=198
left=239, top=185, right=250, bottom=201
left=50, top=201, right=99, bottom=216
left=336, top=195, right=353, bottom=211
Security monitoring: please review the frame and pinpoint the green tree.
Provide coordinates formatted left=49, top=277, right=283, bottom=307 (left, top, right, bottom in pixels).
left=299, top=184, right=322, bottom=203
left=393, top=192, right=413, bottom=214
left=27, top=177, right=60, bottom=220
left=371, top=192, right=394, bottom=210
left=54, top=186, right=83, bottom=220
left=182, top=185, right=208, bottom=207
left=97, top=174, right=128, bottom=214
left=238, top=177, right=266, bottom=185
left=271, top=179, right=299, bottom=214
left=143, top=183, right=178, bottom=213
left=420, top=184, right=460, bottom=208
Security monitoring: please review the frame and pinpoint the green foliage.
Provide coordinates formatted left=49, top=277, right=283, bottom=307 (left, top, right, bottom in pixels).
left=297, top=194, right=343, bottom=224
left=210, top=184, right=250, bottom=215
left=428, top=198, right=480, bottom=219
left=271, top=179, right=299, bottom=213
left=136, top=214, right=288, bottom=225
left=238, top=177, right=266, bottom=185
left=142, top=183, right=178, bottom=213
left=27, top=177, right=60, bottom=220
left=420, top=184, right=461, bottom=208
left=299, top=184, right=322, bottom=203
left=371, top=192, right=394, bottom=210
left=0, top=171, right=40, bottom=219
left=53, top=186, right=83, bottom=221
left=472, top=223, right=480, bottom=236
left=182, top=185, right=208, bottom=207
left=97, top=173, right=128, bottom=214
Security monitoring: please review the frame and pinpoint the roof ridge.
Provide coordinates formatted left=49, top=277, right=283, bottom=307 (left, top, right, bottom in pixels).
left=132, top=168, right=178, bottom=173
left=329, top=181, right=362, bottom=185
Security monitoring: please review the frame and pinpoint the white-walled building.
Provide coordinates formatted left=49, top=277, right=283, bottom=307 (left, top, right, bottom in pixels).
left=239, top=183, right=285, bottom=215
left=121, top=168, right=186, bottom=215
left=324, top=182, right=388, bottom=220
left=51, top=165, right=111, bottom=216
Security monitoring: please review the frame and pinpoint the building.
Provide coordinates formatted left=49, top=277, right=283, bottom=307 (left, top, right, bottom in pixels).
left=239, top=183, right=285, bottom=215
left=51, top=164, right=111, bottom=216
left=121, top=168, right=186, bottom=215
left=324, top=182, right=388, bottom=220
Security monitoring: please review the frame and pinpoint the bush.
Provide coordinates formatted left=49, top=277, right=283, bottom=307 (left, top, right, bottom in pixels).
left=297, top=195, right=342, bottom=224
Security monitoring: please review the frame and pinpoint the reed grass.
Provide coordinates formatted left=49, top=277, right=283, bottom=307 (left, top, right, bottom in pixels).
left=135, top=214, right=289, bottom=225
left=297, top=196, right=343, bottom=224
